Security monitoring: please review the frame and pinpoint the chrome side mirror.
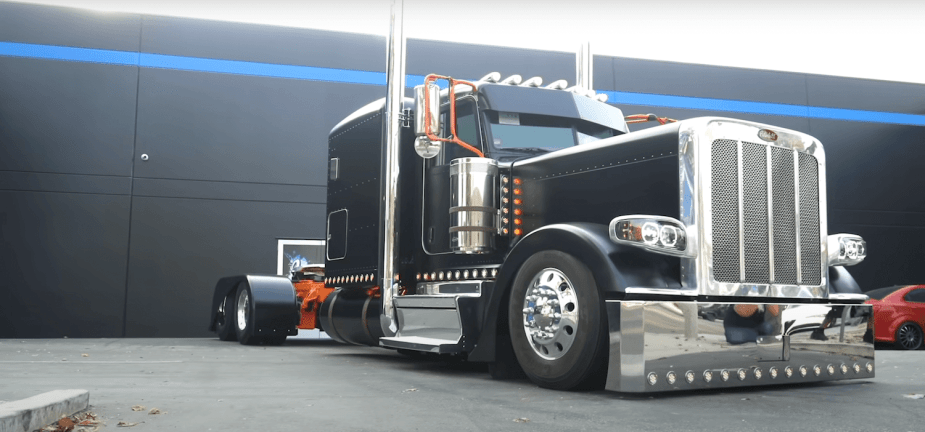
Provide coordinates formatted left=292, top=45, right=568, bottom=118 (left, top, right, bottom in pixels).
left=414, top=83, right=441, bottom=158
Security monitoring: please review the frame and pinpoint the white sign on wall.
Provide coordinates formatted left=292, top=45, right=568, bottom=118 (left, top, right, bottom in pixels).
left=276, top=239, right=325, bottom=280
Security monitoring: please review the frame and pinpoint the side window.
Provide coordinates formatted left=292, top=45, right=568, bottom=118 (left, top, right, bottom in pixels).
left=436, top=99, right=482, bottom=164
left=904, top=288, right=925, bottom=303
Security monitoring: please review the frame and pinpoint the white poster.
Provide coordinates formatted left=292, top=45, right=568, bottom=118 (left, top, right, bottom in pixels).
left=276, top=239, right=325, bottom=279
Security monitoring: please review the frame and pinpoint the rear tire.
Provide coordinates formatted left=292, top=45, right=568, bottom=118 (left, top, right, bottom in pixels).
left=215, top=294, right=237, bottom=341
left=895, top=322, right=923, bottom=350
left=234, top=283, right=261, bottom=345
left=508, top=251, right=608, bottom=390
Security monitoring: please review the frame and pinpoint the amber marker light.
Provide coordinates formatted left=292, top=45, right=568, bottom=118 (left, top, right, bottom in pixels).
left=513, top=188, right=522, bottom=195
left=513, top=178, right=522, bottom=185
left=514, top=228, right=523, bottom=236
left=513, top=208, right=522, bottom=216
left=513, top=218, right=522, bottom=225
left=513, top=198, right=522, bottom=205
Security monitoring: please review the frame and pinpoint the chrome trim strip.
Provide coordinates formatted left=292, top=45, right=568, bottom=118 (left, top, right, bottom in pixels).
left=829, top=293, right=870, bottom=301
left=737, top=140, right=745, bottom=282
left=625, top=287, right=698, bottom=296
left=793, top=150, right=802, bottom=285
left=817, top=141, right=829, bottom=295
left=767, top=146, right=775, bottom=283
left=380, top=0, right=406, bottom=337
left=415, top=281, right=485, bottom=296
left=678, top=129, right=699, bottom=291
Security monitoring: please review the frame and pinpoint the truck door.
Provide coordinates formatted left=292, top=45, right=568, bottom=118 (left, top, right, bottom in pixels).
left=422, top=97, right=485, bottom=254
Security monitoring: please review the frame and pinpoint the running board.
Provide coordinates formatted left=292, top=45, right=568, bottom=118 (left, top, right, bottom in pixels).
left=380, top=295, right=482, bottom=353
left=379, top=336, right=463, bottom=353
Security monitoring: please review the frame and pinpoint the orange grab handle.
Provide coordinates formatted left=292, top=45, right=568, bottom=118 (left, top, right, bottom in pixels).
left=423, top=74, right=485, bottom=158
left=625, top=113, right=677, bottom=125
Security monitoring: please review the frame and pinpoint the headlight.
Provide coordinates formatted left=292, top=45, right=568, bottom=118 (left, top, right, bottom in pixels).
left=609, top=215, right=694, bottom=257
left=827, top=234, right=866, bottom=266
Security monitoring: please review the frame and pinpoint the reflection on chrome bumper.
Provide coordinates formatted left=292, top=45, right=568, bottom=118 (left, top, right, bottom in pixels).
left=605, top=301, right=874, bottom=392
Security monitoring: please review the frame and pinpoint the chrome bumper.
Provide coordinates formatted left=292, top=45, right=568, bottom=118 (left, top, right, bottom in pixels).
left=605, top=300, right=874, bottom=392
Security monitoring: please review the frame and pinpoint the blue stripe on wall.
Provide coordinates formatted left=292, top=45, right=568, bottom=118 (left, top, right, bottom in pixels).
left=139, top=53, right=390, bottom=85
left=0, top=41, right=139, bottom=65
left=2, top=41, right=924, bottom=127
left=598, top=91, right=925, bottom=126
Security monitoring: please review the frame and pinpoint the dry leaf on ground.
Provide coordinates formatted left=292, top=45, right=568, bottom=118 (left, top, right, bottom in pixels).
left=41, top=413, right=98, bottom=432
left=117, top=421, right=139, bottom=427
left=148, top=408, right=161, bottom=415
left=57, top=417, right=76, bottom=430
left=903, top=394, right=924, bottom=399
left=402, top=388, right=417, bottom=393
left=513, top=418, right=530, bottom=423
left=130, top=405, right=145, bottom=411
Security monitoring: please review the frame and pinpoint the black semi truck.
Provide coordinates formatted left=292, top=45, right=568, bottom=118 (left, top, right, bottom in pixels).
left=210, top=0, right=874, bottom=392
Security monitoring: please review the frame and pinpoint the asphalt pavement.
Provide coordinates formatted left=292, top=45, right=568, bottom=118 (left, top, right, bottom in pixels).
left=0, top=338, right=922, bottom=432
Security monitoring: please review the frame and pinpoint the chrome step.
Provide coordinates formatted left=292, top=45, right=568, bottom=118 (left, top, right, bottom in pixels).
left=379, top=336, right=462, bottom=353
left=381, top=294, right=483, bottom=353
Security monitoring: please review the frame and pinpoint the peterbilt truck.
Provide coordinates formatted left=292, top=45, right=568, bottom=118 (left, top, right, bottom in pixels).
left=209, top=1, right=874, bottom=392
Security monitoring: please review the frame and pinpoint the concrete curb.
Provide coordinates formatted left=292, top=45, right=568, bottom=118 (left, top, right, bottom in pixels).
left=0, top=390, right=89, bottom=432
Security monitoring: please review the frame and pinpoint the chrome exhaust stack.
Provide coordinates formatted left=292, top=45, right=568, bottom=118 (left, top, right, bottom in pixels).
left=379, top=0, right=405, bottom=336
left=576, top=41, right=592, bottom=91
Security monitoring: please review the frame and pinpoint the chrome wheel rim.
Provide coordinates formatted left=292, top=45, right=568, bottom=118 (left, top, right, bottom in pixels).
left=236, top=289, right=250, bottom=331
left=898, top=324, right=922, bottom=349
left=522, top=268, right=579, bottom=360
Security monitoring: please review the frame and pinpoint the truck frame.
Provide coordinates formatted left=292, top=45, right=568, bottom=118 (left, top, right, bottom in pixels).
left=209, top=0, right=874, bottom=392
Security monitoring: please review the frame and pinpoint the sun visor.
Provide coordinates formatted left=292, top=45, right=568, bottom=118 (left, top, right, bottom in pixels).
left=479, top=84, right=626, bottom=133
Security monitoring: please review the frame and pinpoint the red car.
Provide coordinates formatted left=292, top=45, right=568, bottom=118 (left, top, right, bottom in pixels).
left=865, top=285, right=925, bottom=350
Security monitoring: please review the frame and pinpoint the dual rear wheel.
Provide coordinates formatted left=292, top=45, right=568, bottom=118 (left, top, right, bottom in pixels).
left=214, top=284, right=286, bottom=345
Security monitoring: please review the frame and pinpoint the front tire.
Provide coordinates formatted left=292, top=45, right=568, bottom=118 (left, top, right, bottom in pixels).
left=508, top=251, right=608, bottom=390
left=895, top=322, right=923, bottom=350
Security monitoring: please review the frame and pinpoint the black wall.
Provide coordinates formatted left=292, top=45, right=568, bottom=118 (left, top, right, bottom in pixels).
left=1, top=2, right=923, bottom=337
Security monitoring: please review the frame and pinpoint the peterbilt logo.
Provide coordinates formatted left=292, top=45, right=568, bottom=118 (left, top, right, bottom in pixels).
left=758, top=129, right=778, bottom=142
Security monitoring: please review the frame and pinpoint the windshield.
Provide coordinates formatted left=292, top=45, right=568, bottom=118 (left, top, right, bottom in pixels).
left=485, top=111, right=617, bottom=157
left=490, top=123, right=574, bottom=152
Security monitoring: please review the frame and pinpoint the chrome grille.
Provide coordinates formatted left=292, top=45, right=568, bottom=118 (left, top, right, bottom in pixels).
left=771, top=147, right=797, bottom=284
left=710, top=139, right=821, bottom=285
left=710, top=139, right=740, bottom=282
left=798, top=152, right=821, bottom=285
left=742, top=142, right=769, bottom=283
